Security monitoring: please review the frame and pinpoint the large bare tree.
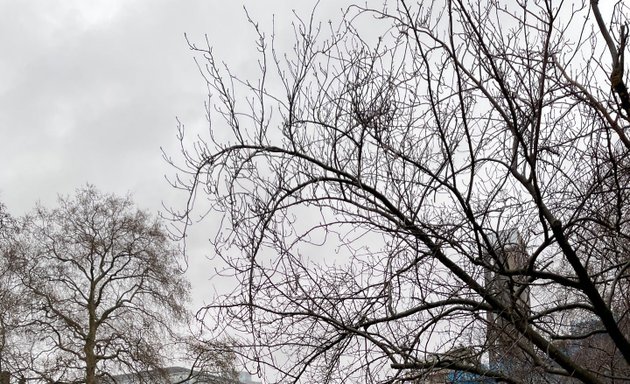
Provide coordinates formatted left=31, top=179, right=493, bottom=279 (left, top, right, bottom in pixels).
left=8, top=187, right=191, bottom=384
left=0, top=203, right=25, bottom=380
left=171, top=0, right=630, bottom=382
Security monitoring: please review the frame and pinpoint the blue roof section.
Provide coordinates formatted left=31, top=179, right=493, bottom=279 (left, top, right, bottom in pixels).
left=447, top=371, right=496, bottom=384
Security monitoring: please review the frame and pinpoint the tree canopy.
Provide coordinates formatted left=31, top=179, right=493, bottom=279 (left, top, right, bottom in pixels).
left=6, top=187, right=191, bottom=384
left=171, top=0, right=630, bottom=383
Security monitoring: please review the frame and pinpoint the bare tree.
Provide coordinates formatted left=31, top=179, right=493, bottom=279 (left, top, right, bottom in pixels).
left=170, top=0, right=630, bottom=383
left=7, top=187, right=191, bottom=384
left=0, top=203, right=25, bottom=379
left=175, top=336, right=240, bottom=384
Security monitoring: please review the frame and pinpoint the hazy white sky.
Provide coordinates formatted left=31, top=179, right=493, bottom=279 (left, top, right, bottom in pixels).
left=0, top=0, right=354, bottom=309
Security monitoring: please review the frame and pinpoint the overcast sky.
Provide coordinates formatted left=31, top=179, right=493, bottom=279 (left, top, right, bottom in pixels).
left=0, top=0, right=354, bottom=309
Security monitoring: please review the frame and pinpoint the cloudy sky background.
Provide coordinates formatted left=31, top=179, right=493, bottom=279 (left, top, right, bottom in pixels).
left=0, top=0, right=354, bottom=310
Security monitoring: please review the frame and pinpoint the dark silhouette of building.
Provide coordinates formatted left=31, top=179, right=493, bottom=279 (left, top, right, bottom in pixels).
left=483, top=230, right=531, bottom=376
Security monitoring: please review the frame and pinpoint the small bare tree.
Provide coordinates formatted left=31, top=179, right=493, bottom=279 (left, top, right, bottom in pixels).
left=171, top=0, right=630, bottom=383
left=8, top=187, right=191, bottom=384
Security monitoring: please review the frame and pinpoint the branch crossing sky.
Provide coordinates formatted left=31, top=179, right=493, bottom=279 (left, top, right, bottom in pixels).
left=0, top=0, right=352, bottom=308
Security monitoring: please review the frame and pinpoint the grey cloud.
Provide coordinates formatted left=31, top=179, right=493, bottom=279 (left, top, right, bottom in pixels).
left=0, top=0, right=352, bottom=311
